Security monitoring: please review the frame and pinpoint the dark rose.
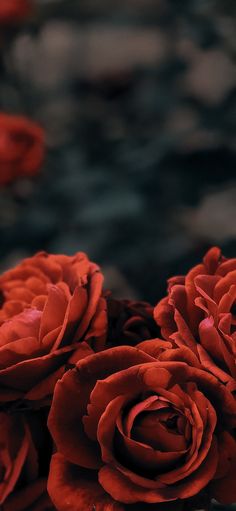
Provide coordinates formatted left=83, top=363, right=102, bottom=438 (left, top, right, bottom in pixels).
left=2, top=479, right=55, bottom=511
left=47, top=344, right=236, bottom=510
left=0, top=412, right=38, bottom=506
left=0, top=251, right=106, bottom=405
left=0, top=0, right=32, bottom=25
left=155, top=247, right=236, bottom=389
left=106, top=298, right=159, bottom=347
left=1, top=408, right=54, bottom=510
left=0, top=114, right=44, bottom=185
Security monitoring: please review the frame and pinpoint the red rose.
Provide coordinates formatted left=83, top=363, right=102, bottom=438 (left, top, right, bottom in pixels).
left=0, top=114, right=44, bottom=186
left=155, top=247, right=236, bottom=389
left=0, top=251, right=106, bottom=405
left=0, top=0, right=32, bottom=25
left=0, top=411, right=38, bottom=506
left=3, top=479, right=55, bottom=511
left=47, top=344, right=236, bottom=510
left=106, top=298, right=158, bottom=347
left=1, top=408, right=54, bottom=510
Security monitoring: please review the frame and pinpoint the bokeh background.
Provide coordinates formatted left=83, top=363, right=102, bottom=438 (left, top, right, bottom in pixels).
left=0, top=1, right=236, bottom=509
left=0, top=2, right=236, bottom=318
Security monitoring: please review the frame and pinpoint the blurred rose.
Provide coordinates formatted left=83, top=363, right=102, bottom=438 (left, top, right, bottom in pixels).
left=0, top=0, right=32, bottom=25
left=155, top=247, right=236, bottom=390
left=0, top=251, right=107, bottom=406
left=3, top=479, right=55, bottom=511
left=0, top=114, right=44, bottom=185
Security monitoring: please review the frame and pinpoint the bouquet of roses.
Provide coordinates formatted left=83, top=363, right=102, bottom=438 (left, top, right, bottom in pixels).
left=0, top=246, right=235, bottom=511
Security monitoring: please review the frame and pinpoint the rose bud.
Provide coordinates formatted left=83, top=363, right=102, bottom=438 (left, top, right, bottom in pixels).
left=2, top=478, right=55, bottom=511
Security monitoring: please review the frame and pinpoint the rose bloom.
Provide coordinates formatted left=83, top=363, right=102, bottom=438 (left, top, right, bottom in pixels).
left=155, top=247, right=236, bottom=389
left=0, top=114, right=44, bottom=186
left=106, top=297, right=159, bottom=347
left=0, top=0, right=32, bottom=25
left=48, top=342, right=236, bottom=510
left=0, top=251, right=106, bottom=406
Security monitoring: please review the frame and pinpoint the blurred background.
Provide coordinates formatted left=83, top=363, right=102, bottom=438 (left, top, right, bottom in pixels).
left=0, top=0, right=236, bottom=307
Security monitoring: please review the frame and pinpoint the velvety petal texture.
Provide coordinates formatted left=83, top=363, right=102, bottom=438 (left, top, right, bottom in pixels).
left=48, top=454, right=124, bottom=511
left=154, top=247, right=236, bottom=388
left=0, top=251, right=106, bottom=405
left=106, top=297, right=159, bottom=347
left=2, top=479, right=55, bottom=511
left=48, top=344, right=236, bottom=509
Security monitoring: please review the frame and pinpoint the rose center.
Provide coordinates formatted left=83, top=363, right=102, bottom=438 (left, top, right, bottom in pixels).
left=164, top=415, right=178, bottom=430
left=132, top=409, right=182, bottom=450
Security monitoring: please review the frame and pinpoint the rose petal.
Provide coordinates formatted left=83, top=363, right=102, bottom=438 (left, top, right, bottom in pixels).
left=84, top=296, right=107, bottom=352
left=79, top=347, right=154, bottom=441
left=48, top=369, right=101, bottom=469
left=172, top=309, right=197, bottom=352
left=154, top=298, right=176, bottom=339
left=132, top=414, right=187, bottom=452
left=203, top=247, right=221, bottom=274
left=218, top=284, right=236, bottom=314
left=123, top=395, right=162, bottom=437
left=216, top=258, right=236, bottom=276
left=99, top=438, right=218, bottom=503
left=74, top=272, right=104, bottom=339
left=48, top=454, right=124, bottom=511
left=199, top=317, right=225, bottom=362
left=0, top=309, right=41, bottom=346
left=137, top=339, right=173, bottom=359
left=197, top=344, right=233, bottom=385
left=210, top=432, right=236, bottom=504
left=52, top=286, right=88, bottom=351
left=214, top=270, right=236, bottom=303
left=0, top=337, right=43, bottom=370
left=0, top=344, right=74, bottom=393
left=2, top=479, right=51, bottom=511
left=159, top=346, right=201, bottom=369
left=99, top=465, right=172, bottom=504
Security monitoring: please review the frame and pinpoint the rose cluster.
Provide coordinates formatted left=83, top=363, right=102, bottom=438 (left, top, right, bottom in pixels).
left=0, top=247, right=235, bottom=511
